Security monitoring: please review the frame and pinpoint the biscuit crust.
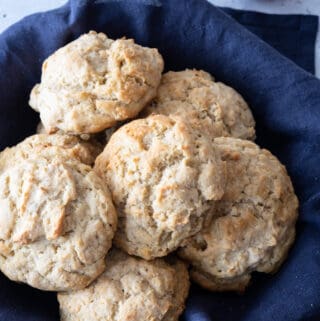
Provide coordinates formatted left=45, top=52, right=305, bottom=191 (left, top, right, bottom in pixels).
left=0, top=145, right=117, bottom=291
left=143, top=69, right=255, bottom=140
left=58, top=249, right=190, bottom=321
left=30, top=31, right=164, bottom=134
left=179, top=137, right=298, bottom=291
left=0, top=134, right=101, bottom=167
left=95, top=115, right=226, bottom=259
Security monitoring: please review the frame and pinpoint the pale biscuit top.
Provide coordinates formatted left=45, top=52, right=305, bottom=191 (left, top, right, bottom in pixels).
left=58, top=249, right=190, bottom=321
left=0, top=154, right=117, bottom=291
left=143, top=69, right=255, bottom=140
left=0, top=134, right=101, bottom=168
left=29, top=31, right=164, bottom=134
left=179, top=137, right=298, bottom=292
left=95, top=115, right=226, bottom=260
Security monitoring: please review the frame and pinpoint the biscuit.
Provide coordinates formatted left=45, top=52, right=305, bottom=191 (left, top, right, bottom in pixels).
left=29, top=31, right=164, bottom=134
left=0, top=155, right=117, bottom=291
left=0, top=134, right=101, bottom=168
left=58, top=249, right=189, bottom=321
left=94, top=114, right=226, bottom=259
left=143, top=69, right=255, bottom=140
left=178, top=137, right=298, bottom=291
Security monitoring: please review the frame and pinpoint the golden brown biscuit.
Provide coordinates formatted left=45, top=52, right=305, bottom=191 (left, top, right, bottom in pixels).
left=95, top=115, right=226, bottom=260
left=143, top=69, right=255, bottom=140
left=30, top=31, right=164, bottom=134
left=179, top=137, right=298, bottom=292
left=58, top=249, right=189, bottom=321
left=0, top=154, right=117, bottom=291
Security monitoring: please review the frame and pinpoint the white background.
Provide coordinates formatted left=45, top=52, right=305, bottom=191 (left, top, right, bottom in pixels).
left=0, top=0, right=319, bottom=75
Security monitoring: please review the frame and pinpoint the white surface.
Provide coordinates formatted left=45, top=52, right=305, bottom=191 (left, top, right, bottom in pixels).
left=0, top=0, right=66, bottom=29
left=0, top=0, right=319, bottom=75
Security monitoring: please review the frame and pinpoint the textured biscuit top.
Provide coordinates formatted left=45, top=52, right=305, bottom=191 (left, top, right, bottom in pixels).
left=179, top=137, right=299, bottom=292
left=143, top=69, right=255, bottom=140
left=0, top=134, right=101, bottom=168
left=95, top=115, right=226, bottom=260
left=29, top=31, right=164, bottom=134
left=0, top=154, right=117, bottom=291
left=58, top=249, right=190, bottom=321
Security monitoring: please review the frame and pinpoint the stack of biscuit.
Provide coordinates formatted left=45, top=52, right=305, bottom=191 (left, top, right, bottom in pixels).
left=0, top=31, right=298, bottom=321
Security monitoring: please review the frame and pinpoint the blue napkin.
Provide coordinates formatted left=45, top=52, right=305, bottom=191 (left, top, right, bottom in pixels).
left=0, top=1, right=319, bottom=320
left=222, top=8, right=318, bottom=75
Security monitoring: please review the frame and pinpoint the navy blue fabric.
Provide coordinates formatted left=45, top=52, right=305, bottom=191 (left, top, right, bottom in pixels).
left=0, top=1, right=319, bottom=320
left=222, top=8, right=318, bottom=74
